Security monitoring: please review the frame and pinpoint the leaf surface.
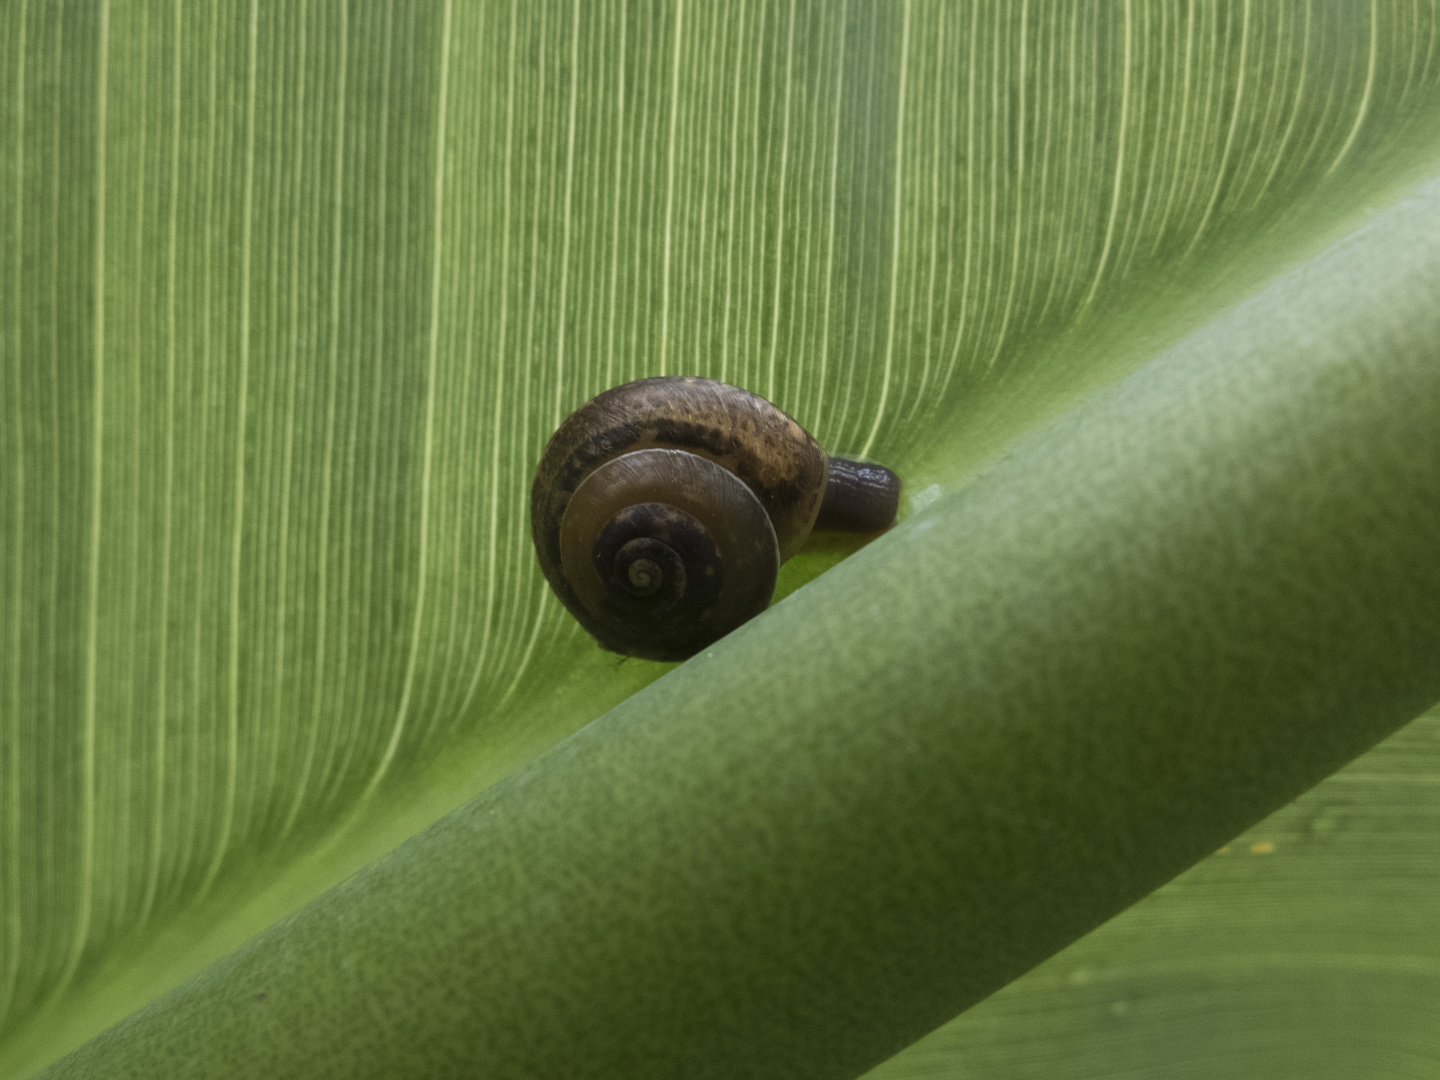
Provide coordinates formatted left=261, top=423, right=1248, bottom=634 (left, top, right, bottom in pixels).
left=37, top=174, right=1440, bottom=1079
left=3, top=2, right=1440, bottom=1075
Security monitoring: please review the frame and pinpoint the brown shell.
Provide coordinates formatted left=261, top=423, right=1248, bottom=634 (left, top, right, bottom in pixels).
left=531, top=377, right=830, bottom=644
left=555, top=449, right=780, bottom=660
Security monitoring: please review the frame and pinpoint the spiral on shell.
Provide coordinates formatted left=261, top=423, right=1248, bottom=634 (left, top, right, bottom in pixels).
left=530, top=376, right=900, bottom=661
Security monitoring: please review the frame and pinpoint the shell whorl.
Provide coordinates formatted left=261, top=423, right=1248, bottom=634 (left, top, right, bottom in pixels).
left=556, top=449, right=778, bottom=660
left=530, top=377, right=829, bottom=660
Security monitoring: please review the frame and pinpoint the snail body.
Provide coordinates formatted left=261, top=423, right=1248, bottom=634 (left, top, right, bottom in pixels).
left=531, top=376, right=900, bottom=661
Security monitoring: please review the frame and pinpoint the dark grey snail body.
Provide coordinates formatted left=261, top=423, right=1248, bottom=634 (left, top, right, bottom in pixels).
left=531, top=376, right=901, bottom=661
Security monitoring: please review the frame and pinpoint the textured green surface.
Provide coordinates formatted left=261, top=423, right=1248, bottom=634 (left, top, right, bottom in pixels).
left=5, top=1, right=1440, bottom=1076
left=868, top=704, right=1440, bottom=1080
left=39, top=180, right=1440, bottom=1078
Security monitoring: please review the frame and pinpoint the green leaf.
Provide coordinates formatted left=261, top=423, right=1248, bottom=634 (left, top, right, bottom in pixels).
left=4, top=2, right=1440, bottom=1077
left=32, top=177, right=1440, bottom=1079
left=868, top=704, right=1440, bottom=1080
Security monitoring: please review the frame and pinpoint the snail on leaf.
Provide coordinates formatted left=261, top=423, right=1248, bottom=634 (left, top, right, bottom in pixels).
left=530, top=376, right=901, bottom=661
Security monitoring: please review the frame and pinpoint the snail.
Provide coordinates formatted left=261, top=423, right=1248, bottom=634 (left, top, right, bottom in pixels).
left=530, top=376, right=901, bottom=661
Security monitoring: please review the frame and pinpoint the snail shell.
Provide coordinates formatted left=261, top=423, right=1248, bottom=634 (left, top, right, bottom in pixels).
left=531, top=376, right=899, bottom=661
